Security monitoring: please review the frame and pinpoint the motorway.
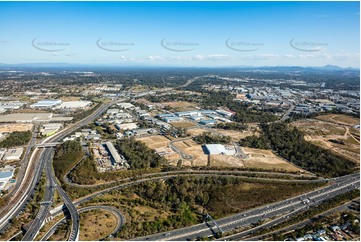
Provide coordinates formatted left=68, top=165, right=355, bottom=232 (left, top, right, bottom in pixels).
left=40, top=206, right=125, bottom=241
left=131, top=173, right=359, bottom=241
left=1, top=94, right=359, bottom=241
left=17, top=171, right=317, bottom=240
left=245, top=200, right=358, bottom=241
left=62, top=168, right=319, bottom=188
left=22, top=148, right=56, bottom=241
left=0, top=99, right=122, bottom=240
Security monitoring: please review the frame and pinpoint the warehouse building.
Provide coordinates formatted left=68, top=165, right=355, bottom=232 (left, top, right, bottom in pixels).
left=40, top=123, right=63, bottom=136
left=0, top=113, right=72, bottom=123
left=2, top=148, right=23, bottom=161
left=0, top=101, right=26, bottom=111
left=30, top=99, right=62, bottom=109
left=116, top=123, right=138, bottom=130
left=163, top=116, right=183, bottom=123
left=199, top=119, right=217, bottom=126
left=0, top=113, right=52, bottom=123
left=203, top=144, right=235, bottom=156
left=104, top=142, right=129, bottom=168
left=55, top=101, right=92, bottom=110
left=117, top=102, right=135, bottom=109
left=215, top=109, right=235, bottom=117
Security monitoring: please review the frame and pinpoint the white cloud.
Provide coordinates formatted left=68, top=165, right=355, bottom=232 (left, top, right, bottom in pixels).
left=298, top=53, right=332, bottom=59
left=192, top=54, right=229, bottom=61
left=146, top=55, right=164, bottom=61
left=334, top=52, right=360, bottom=61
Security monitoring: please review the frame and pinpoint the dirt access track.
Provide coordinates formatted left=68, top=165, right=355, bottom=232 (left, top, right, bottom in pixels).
left=292, top=114, right=360, bottom=164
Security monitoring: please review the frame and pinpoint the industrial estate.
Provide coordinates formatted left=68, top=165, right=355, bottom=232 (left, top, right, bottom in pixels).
left=0, top=1, right=360, bottom=242
left=0, top=65, right=359, bottom=241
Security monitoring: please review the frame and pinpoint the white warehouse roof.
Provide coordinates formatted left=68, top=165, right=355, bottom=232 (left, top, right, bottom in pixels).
left=204, top=144, right=227, bottom=155
left=55, top=101, right=92, bottom=109
left=3, top=148, right=23, bottom=161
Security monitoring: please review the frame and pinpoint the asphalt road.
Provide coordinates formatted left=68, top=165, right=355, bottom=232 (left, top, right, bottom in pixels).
left=62, top=168, right=319, bottom=188
left=0, top=99, right=123, bottom=240
left=169, top=137, right=193, bottom=160
left=35, top=99, right=122, bottom=241
left=130, top=173, right=359, bottom=241
left=245, top=200, right=357, bottom=241
left=22, top=148, right=56, bottom=241
left=40, top=206, right=125, bottom=241
left=280, top=104, right=295, bottom=122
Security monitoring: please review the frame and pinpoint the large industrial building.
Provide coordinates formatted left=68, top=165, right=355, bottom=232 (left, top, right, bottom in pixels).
left=115, top=123, right=138, bottom=131
left=0, top=113, right=72, bottom=123
left=30, top=99, right=62, bottom=109
left=55, top=101, right=92, bottom=110
left=40, top=123, right=63, bottom=136
left=0, top=101, right=26, bottom=112
left=204, top=144, right=235, bottom=156
left=117, top=102, right=135, bottom=109
left=104, top=142, right=130, bottom=168
left=2, top=148, right=23, bottom=161
left=0, top=113, right=53, bottom=123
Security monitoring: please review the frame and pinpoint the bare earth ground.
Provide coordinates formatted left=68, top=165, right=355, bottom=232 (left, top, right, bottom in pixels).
left=138, top=132, right=300, bottom=171
left=79, top=209, right=117, bottom=241
left=242, top=147, right=305, bottom=172
left=315, top=114, right=360, bottom=126
left=0, top=123, right=33, bottom=133
left=173, top=139, right=209, bottom=167
left=136, top=135, right=180, bottom=162
left=161, top=101, right=199, bottom=112
left=292, top=118, right=360, bottom=164
left=214, top=128, right=255, bottom=142
left=58, top=96, right=82, bottom=101
left=171, top=121, right=197, bottom=129
left=173, top=139, right=244, bottom=168
left=187, top=127, right=207, bottom=136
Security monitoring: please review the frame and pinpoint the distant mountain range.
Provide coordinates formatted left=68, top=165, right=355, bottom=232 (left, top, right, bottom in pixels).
left=0, top=63, right=359, bottom=71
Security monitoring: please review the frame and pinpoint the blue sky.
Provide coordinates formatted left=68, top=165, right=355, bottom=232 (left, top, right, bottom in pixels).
left=0, top=1, right=359, bottom=67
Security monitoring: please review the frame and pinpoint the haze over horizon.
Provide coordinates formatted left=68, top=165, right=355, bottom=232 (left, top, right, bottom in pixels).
left=0, top=1, right=359, bottom=68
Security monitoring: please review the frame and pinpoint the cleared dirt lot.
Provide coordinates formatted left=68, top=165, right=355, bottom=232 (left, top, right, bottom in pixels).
left=161, top=101, right=198, bottom=112
left=136, top=135, right=180, bottom=162
left=172, top=139, right=244, bottom=168
left=58, top=96, right=82, bottom=101
left=242, top=147, right=305, bottom=172
left=171, top=121, right=197, bottom=129
left=136, top=130, right=311, bottom=172
left=292, top=119, right=360, bottom=164
left=0, top=123, right=33, bottom=133
left=136, top=135, right=169, bottom=149
left=172, top=139, right=208, bottom=166
left=187, top=127, right=207, bottom=136
left=315, top=114, right=360, bottom=126
left=214, top=129, right=255, bottom=142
